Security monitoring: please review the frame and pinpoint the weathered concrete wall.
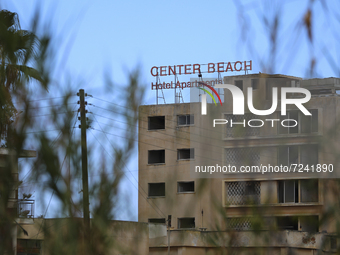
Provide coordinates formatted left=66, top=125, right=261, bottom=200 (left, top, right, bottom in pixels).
left=17, top=219, right=149, bottom=255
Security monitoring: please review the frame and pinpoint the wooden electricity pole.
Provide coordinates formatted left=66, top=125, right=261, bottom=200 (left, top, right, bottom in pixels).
left=78, top=89, right=90, bottom=245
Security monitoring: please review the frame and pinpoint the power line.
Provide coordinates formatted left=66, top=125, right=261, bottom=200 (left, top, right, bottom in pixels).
left=30, top=109, right=80, bottom=240
left=90, top=113, right=167, bottom=218
left=89, top=129, right=166, bottom=219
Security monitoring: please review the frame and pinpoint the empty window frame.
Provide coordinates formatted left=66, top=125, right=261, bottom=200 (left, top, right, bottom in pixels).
left=177, top=181, right=194, bottom=193
left=277, top=216, right=298, bottom=230
left=178, top=217, right=195, bottom=229
left=177, top=114, right=194, bottom=126
left=278, top=109, right=318, bottom=134
left=278, top=179, right=318, bottom=203
left=278, top=145, right=318, bottom=166
left=300, top=179, right=318, bottom=202
left=251, top=79, right=259, bottom=90
left=148, top=150, right=165, bottom=164
left=148, top=116, right=165, bottom=130
left=235, top=80, right=243, bottom=91
left=300, top=216, right=319, bottom=232
left=177, top=148, right=194, bottom=160
left=148, top=183, right=165, bottom=197
left=148, top=218, right=166, bottom=224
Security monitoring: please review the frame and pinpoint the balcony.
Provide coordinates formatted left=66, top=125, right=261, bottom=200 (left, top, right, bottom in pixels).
left=18, top=199, right=34, bottom=219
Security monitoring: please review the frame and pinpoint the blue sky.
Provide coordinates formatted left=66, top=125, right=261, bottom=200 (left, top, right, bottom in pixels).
left=2, top=0, right=340, bottom=220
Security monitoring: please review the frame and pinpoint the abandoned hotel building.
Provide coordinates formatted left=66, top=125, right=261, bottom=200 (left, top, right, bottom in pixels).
left=138, top=73, right=340, bottom=254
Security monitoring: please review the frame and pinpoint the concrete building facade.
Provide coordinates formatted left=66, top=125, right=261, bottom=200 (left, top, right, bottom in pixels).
left=138, top=74, right=340, bottom=252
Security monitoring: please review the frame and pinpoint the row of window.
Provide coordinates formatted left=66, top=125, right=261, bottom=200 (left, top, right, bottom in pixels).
left=225, top=145, right=318, bottom=168
left=148, top=148, right=194, bottom=164
left=149, top=217, right=195, bottom=229
left=148, top=109, right=318, bottom=137
left=148, top=114, right=194, bottom=130
left=225, top=179, right=318, bottom=206
left=148, top=215, right=319, bottom=232
left=148, top=181, right=195, bottom=197
left=148, top=145, right=318, bottom=166
left=149, top=179, right=318, bottom=203
left=227, top=215, right=318, bottom=232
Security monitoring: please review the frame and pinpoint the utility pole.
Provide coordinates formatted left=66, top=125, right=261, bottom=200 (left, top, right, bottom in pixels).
left=78, top=89, right=90, bottom=246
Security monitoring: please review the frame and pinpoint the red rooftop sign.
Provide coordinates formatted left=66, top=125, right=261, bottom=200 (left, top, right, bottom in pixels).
left=151, top=60, right=252, bottom=77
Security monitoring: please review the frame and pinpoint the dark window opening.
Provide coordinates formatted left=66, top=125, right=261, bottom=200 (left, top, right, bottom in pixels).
left=177, top=148, right=194, bottom=160
left=148, top=218, right=166, bottom=224
left=178, top=217, right=195, bottom=229
left=277, top=216, right=298, bottom=230
left=278, top=179, right=318, bottom=204
left=148, top=183, right=165, bottom=197
left=251, top=79, right=259, bottom=90
left=235, top=80, right=243, bottom=91
left=300, top=179, right=318, bottom=202
left=148, top=150, right=165, bottom=164
left=148, top=116, right=165, bottom=130
left=300, top=216, right=319, bottom=232
left=178, top=115, right=194, bottom=126
left=178, top=181, right=194, bottom=193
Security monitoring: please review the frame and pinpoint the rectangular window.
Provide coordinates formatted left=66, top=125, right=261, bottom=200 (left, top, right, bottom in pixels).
left=148, top=116, right=165, bottom=130
left=225, top=147, right=260, bottom=169
left=279, top=110, right=299, bottom=134
left=277, top=216, right=298, bottom=230
left=278, top=180, right=298, bottom=203
left=148, top=183, right=165, bottom=197
left=227, top=217, right=252, bottom=230
left=148, top=218, right=166, bottom=224
left=235, top=80, right=243, bottom=91
left=148, top=150, right=165, bottom=164
left=225, top=181, right=261, bottom=205
left=300, top=179, right=318, bottom=202
left=278, top=145, right=318, bottom=166
left=178, top=217, right=195, bottom=229
left=177, top=114, right=194, bottom=126
left=300, top=216, right=319, bottom=232
left=251, top=79, right=259, bottom=90
left=278, top=109, right=318, bottom=134
left=178, top=181, right=194, bottom=193
left=177, top=148, right=194, bottom=160
left=278, top=179, right=318, bottom=203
